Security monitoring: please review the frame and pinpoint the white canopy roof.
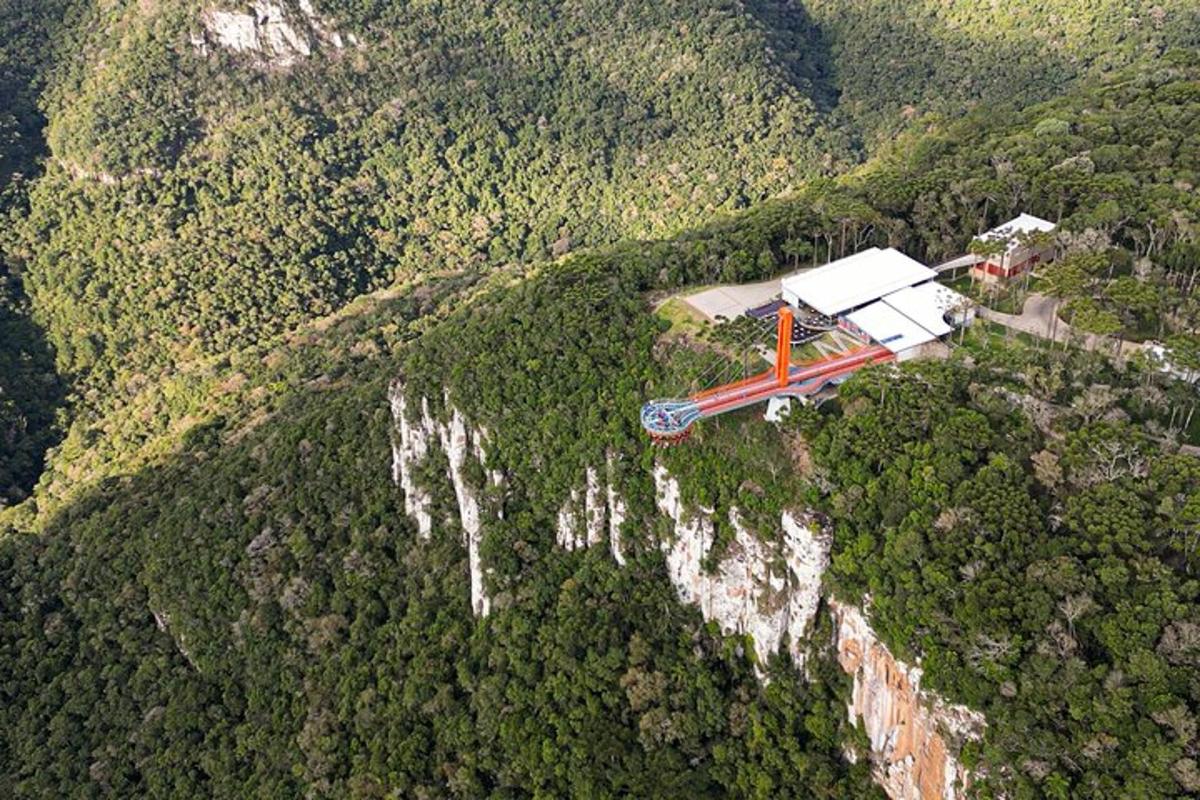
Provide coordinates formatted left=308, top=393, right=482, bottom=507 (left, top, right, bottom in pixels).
left=882, top=282, right=969, bottom=337
left=781, top=247, right=936, bottom=316
left=980, top=213, right=1056, bottom=252
left=845, top=301, right=938, bottom=354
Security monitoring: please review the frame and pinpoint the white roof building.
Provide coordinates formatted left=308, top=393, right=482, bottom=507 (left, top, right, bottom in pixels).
left=781, top=247, right=937, bottom=317
left=881, top=282, right=971, bottom=337
left=844, top=301, right=938, bottom=354
left=980, top=213, right=1056, bottom=253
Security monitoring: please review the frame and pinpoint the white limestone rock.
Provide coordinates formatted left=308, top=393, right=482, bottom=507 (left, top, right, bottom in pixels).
left=606, top=454, right=628, bottom=566
left=651, top=465, right=831, bottom=671
left=779, top=509, right=829, bottom=666
left=434, top=405, right=490, bottom=617
left=584, top=466, right=606, bottom=548
left=388, top=382, right=492, bottom=616
left=650, top=461, right=986, bottom=798
left=389, top=391, right=434, bottom=539
left=765, top=396, right=792, bottom=423
left=388, top=383, right=987, bottom=800
left=196, top=0, right=356, bottom=68
left=556, top=487, right=584, bottom=551
left=554, top=456, right=628, bottom=563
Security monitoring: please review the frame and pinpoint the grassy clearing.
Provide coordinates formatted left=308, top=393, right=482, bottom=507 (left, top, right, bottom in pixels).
left=655, top=296, right=713, bottom=339
left=958, top=319, right=1044, bottom=355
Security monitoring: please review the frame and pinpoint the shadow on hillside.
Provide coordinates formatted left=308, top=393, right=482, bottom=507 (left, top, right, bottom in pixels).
left=763, top=2, right=1087, bottom=144
left=0, top=276, right=66, bottom=506
left=743, top=0, right=842, bottom=116
left=0, top=1, right=76, bottom=505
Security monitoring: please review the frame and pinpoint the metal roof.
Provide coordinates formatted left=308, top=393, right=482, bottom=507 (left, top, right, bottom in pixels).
left=980, top=214, right=1056, bottom=253
left=881, top=282, right=969, bottom=338
left=845, top=301, right=938, bottom=354
left=780, top=247, right=937, bottom=316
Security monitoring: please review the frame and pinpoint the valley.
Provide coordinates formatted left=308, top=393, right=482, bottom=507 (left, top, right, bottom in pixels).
left=2, top=3, right=1200, bottom=798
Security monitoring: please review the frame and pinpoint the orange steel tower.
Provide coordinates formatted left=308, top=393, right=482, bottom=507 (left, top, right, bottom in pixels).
left=641, top=306, right=892, bottom=444
left=775, top=306, right=793, bottom=386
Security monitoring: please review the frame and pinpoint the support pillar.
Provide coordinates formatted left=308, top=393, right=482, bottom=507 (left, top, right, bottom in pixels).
left=775, top=307, right=793, bottom=386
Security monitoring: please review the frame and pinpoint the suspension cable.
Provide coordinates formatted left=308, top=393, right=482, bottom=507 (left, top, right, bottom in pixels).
left=681, top=318, right=772, bottom=394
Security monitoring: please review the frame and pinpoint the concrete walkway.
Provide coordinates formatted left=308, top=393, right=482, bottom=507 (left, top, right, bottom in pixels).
left=934, top=253, right=982, bottom=273
left=978, top=293, right=1147, bottom=356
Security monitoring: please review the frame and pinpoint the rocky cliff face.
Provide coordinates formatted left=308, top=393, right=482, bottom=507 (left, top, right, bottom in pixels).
left=387, top=385, right=984, bottom=799
left=651, top=465, right=830, bottom=672
left=556, top=458, right=627, bottom=566
left=833, top=602, right=986, bottom=799
left=649, top=470, right=984, bottom=798
left=194, top=0, right=358, bottom=68
left=391, top=383, right=634, bottom=618
left=389, top=382, right=499, bottom=616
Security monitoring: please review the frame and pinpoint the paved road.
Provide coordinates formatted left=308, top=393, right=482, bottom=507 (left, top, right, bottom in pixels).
left=979, top=293, right=1147, bottom=356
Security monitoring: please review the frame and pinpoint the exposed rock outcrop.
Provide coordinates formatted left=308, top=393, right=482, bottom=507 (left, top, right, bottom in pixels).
left=652, top=465, right=830, bottom=671
left=606, top=454, right=628, bottom=566
left=389, top=393, right=434, bottom=538
left=555, top=486, right=584, bottom=551
left=194, top=0, right=358, bottom=68
left=651, top=465, right=984, bottom=799
left=389, top=382, right=495, bottom=616
left=584, top=466, right=606, bottom=548
left=391, top=384, right=628, bottom=616
left=149, top=606, right=199, bottom=671
left=388, top=382, right=985, bottom=799
left=436, top=407, right=491, bottom=617
left=833, top=602, right=986, bottom=800
left=555, top=460, right=627, bottom=559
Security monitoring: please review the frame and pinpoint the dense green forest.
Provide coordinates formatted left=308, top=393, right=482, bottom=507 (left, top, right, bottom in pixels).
left=1, top=245, right=884, bottom=798
left=6, top=0, right=861, bottom=394
left=0, top=271, right=63, bottom=506
left=5, top=0, right=1197, bottom=397
left=810, top=363, right=1200, bottom=797
left=807, top=0, right=1200, bottom=144
left=397, top=59, right=1200, bottom=797
left=3, top=1, right=1200, bottom=798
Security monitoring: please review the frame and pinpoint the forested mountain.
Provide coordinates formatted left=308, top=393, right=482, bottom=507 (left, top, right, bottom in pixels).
left=806, top=0, right=1200, bottom=143
left=2, top=2, right=1200, bottom=798
left=0, top=0, right=849, bottom=502
left=5, top=0, right=860, bottom=395
left=0, top=273, right=63, bottom=506
left=6, top=1, right=1197, bottom=396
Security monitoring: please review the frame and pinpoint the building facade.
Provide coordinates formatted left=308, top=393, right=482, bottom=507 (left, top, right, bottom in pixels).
left=972, top=213, right=1057, bottom=283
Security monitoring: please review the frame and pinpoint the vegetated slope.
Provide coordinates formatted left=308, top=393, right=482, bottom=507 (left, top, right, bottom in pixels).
left=400, top=58, right=1200, bottom=798
left=806, top=0, right=1200, bottom=144
left=4, top=59, right=1200, bottom=798
left=5, top=0, right=1196, bottom=504
left=0, top=0, right=82, bottom=505
left=0, top=0, right=85, bottom=185
left=0, top=272, right=64, bottom=507
left=10, top=1, right=1198, bottom=397
left=859, top=52, right=1200, bottom=353
left=0, top=248, right=881, bottom=798
left=4, top=0, right=857, bottom=395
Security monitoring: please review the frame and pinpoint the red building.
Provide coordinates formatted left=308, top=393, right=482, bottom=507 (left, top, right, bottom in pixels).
left=972, top=213, right=1056, bottom=283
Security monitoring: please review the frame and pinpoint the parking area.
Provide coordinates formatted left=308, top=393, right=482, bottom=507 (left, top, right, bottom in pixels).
left=682, top=277, right=785, bottom=322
